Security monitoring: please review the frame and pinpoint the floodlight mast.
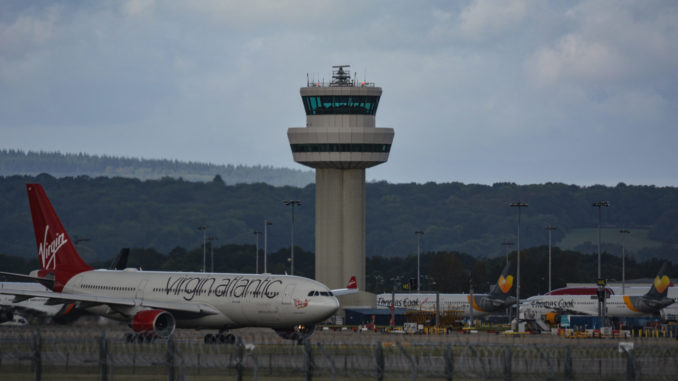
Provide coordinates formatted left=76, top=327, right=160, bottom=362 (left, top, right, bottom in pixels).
left=592, top=201, right=610, bottom=325
left=510, top=202, right=528, bottom=332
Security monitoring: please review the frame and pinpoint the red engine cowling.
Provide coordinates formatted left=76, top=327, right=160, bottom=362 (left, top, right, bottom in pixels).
left=131, top=309, right=175, bottom=338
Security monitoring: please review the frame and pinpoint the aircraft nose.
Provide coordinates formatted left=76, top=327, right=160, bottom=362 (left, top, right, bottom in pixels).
left=315, top=296, right=340, bottom=319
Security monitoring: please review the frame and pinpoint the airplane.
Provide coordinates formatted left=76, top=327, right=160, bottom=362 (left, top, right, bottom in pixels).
left=0, top=282, right=77, bottom=324
left=376, top=260, right=516, bottom=318
left=0, top=184, right=356, bottom=343
left=522, top=263, right=675, bottom=318
left=0, top=248, right=134, bottom=325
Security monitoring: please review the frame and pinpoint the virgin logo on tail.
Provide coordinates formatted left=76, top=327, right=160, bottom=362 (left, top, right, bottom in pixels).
left=347, top=276, right=357, bottom=289
left=39, top=225, right=68, bottom=271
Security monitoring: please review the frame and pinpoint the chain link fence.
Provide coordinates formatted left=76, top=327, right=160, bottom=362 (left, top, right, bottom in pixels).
left=1, top=328, right=678, bottom=380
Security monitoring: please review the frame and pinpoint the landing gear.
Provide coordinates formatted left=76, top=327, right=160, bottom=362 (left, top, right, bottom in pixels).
left=204, top=332, right=236, bottom=344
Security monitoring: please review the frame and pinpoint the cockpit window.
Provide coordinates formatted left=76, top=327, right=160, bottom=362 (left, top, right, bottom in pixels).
left=320, top=291, right=331, bottom=296
left=308, top=291, right=314, bottom=296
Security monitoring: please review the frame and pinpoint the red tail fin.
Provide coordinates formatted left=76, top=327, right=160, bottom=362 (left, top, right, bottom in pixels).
left=347, top=276, right=357, bottom=289
left=27, top=184, right=92, bottom=291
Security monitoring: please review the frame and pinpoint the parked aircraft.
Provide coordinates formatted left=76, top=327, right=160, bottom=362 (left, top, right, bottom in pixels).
left=0, top=249, right=138, bottom=325
left=376, top=260, right=516, bottom=318
left=0, top=282, right=76, bottom=324
left=0, top=184, right=355, bottom=343
left=522, top=263, right=674, bottom=318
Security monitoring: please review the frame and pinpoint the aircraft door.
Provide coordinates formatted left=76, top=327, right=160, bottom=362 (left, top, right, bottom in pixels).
left=135, top=280, right=148, bottom=305
left=282, top=284, right=296, bottom=305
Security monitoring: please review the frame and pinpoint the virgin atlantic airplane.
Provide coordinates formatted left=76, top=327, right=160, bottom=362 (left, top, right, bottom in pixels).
left=0, top=184, right=356, bottom=343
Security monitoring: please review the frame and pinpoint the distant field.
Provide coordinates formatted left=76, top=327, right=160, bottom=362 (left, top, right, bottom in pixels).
left=558, top=228, right=667, bottom=253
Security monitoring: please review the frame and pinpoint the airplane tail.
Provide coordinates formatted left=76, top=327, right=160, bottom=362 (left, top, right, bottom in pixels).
left=488, top=260, right=515, bottom=299
left=645, top=262, right=672, bottom=299
left=26, top=184, right=92, bottom=292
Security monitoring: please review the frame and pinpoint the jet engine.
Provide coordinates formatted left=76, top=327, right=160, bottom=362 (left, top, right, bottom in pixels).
left=131, top=309, right=175, bottom=338
left=274, top=324, right=316, bottom=342
left=0, top=308, right=13, bottom=323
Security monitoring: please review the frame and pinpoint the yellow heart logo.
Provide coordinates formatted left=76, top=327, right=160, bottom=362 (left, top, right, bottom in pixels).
left=498, top=275, right=513, bottom=294
left=654, top=275, right=670, bottom=294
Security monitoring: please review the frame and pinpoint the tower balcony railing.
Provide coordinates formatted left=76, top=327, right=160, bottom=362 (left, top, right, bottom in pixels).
left=305, top=79, right=377, bottom=88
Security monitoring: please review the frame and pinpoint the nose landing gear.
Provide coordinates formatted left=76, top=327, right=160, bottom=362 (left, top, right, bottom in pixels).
left=204, top=332, right=236, bottom=344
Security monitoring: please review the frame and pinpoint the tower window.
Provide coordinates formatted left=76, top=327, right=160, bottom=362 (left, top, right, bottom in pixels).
left=291, top=144, right=391, bottom=153
left=302, top=96, right=380, bottom=115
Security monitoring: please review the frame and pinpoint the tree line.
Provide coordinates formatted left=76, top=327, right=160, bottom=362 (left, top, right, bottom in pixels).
left=1, top=174, right=677, bottom=261
left=0, top=149, right=314, bottom=187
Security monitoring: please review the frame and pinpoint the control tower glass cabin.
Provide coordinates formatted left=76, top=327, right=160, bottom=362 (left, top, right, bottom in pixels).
left=287, top=65, right=394, bottom=307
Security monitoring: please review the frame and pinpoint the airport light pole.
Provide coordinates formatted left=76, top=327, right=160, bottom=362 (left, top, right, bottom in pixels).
left=415, top=230, right=424, bottom=293
left=592, top=201, right=609, bottom=324
left=283, top=200, right=302, bottom=275
left=545, top=226, right=557, bottom=293
left=207, top=236, right=217, bottom=272
left=510, top=202, right=528, bottom=331
left=253, top=231, right=262, bottom=273
left=619, top=229, right=630, bottom=295
left=197, top=225, right=207, bottom=272
left=502, top=241, right=513, bottom=265
left=592, top=201, right=609, bottom=279
left=263, top=220, right=272, bottom=273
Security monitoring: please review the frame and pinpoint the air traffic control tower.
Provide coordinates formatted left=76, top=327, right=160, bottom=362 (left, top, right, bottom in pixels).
left=287, top=65, right=394, bottom=307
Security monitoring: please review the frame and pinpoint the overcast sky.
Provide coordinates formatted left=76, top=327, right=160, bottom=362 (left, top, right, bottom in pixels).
left=2, top=0, right=677, bottom=186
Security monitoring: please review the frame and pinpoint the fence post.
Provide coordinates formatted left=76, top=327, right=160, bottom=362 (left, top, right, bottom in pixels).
left=33, top=330, right=42, bottom=381
left=504, top=346, right=512, bottom=381
left=167, top=336, right=175, bottom=381
left=444, top=345, right=453, bottom=381
left=98, top=332, right=107, bottom=381
left=396, top=342, right=416, bottom=381
left=375, top=342, right=384, bottom=381
left=250, top=350, right=259, bottom=381
left=468, top=346, right=486, bottom=381
left=564, top=347, right=573, bottom=381
left=317, top=343, right=336, bottom=381
left=303, top=339, right=314, bottom=381
left=235, top=338, right=245, bottom=381
left=622, top=346, right=636, bottom=381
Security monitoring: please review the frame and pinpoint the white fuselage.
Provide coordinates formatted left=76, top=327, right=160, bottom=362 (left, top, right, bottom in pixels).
left=522, top=292, right=678, bottom=318
left=65, top=269, right=340, bottom=329
left=376, top=293, right=495, bottom=317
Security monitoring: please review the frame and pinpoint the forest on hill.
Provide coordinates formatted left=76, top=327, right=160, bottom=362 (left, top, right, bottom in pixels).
left=1, top=174, right=677, bottom=262
left=0, top=149, right=314, bottom=187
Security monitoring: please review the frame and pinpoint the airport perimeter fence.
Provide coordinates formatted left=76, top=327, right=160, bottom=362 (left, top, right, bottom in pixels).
left=1, top=330, right=678, bottom=380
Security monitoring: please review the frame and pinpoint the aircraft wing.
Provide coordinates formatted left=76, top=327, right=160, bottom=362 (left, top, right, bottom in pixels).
left=0, top=288, right=219, bottom=316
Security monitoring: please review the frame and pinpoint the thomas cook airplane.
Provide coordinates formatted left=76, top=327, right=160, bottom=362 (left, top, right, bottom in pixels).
left=0, top=184, right=356, bottom=343
left=376, top=260, right=516, bottom=317
left=522, top=263, right=674, bottom=318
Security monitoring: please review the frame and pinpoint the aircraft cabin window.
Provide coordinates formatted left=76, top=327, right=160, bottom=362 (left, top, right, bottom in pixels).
left=307, top=291, right=314, bottom=296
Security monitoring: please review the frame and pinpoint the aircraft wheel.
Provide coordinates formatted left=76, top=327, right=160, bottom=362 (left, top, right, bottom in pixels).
left=124, top=333, right=134, bottom=343
left=204, top=334, right=216, bottom=344
left=224, top=334, right=236, bottom=344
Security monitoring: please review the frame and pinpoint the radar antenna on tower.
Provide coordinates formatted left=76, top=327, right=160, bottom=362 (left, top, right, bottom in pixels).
left=330, top=65, right=352, bottom=86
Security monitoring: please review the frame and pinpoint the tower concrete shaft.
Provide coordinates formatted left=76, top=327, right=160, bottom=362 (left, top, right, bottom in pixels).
left=287, top=65, right=394, bottom=307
